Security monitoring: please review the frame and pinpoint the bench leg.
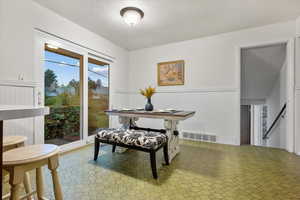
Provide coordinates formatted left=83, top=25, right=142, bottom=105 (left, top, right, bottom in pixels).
left=163, top=145, right=170, bottom=165
left=150, top=151, right=158, bottom=179
left=94, top=138, right=100, bottom=161
left=112, top=144, right=116, bottom=153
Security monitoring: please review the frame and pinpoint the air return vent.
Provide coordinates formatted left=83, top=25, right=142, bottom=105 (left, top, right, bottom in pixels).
left=182, top=132, right=216, bottom=143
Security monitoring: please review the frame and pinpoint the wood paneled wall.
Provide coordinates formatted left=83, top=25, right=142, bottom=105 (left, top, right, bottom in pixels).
left=0, top=84, right=35, bottom=144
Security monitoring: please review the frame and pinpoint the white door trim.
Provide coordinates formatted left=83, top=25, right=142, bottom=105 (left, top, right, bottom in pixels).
left=286, top=38, right=295, bottom=153
left=34, top=30, right=112, bottom=149
left=236, top=38, right=295, bottom=153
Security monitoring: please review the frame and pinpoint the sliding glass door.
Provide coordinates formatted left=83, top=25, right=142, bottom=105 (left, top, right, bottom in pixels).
left=44, top=46, right=83, bottom=145
left=88, top=58, right=109, bottom=136
left=43, top=43, right=110, bottom=146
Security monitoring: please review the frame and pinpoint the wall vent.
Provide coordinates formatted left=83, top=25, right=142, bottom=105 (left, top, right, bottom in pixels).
left=182, top=132, right=216, bottom=143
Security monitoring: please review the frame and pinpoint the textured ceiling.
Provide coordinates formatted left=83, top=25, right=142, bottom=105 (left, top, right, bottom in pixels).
left=33, top=0, right=300, bottom=50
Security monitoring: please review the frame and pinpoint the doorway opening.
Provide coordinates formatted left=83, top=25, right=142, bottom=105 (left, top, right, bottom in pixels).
left=240, top=42, right=289, bottom=149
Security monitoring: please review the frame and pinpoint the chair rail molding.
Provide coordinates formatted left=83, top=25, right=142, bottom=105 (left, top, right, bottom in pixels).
left=0, top=80, right=40, bottom=88
left=115, top=87, right=238, bottom=94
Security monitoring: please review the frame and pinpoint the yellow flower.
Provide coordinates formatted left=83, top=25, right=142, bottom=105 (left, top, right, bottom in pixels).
left=140, top=86, right=156, bottom=98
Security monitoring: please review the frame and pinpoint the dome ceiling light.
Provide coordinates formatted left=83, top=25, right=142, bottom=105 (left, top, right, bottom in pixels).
left=120, top=7, right=144, bottom=26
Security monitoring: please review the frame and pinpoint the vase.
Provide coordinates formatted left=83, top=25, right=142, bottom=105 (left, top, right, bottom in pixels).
left=145, top=97, right=154, bottom=111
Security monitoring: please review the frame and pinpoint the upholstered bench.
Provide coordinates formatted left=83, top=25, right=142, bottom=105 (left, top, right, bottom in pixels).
left=94, top=128, right=169, bottom=179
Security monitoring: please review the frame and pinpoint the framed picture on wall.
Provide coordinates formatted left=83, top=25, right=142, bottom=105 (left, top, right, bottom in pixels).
left=157, top=60, right=185, bottom=86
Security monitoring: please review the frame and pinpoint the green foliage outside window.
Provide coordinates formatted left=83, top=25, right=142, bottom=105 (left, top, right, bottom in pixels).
left=45, top=106, right=80, bottom=140
left=44, top=69, right=109, bottom=142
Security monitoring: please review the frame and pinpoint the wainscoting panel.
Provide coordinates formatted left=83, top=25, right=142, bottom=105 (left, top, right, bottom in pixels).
left=0, top=84, right=35, bottom=145
left=127, top=89, right=240, bottom=146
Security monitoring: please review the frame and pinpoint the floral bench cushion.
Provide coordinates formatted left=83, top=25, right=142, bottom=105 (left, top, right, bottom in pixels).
left=96, top=128, right=167, bottom=150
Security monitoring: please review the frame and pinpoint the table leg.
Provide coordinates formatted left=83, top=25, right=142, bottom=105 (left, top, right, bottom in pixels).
left=118, top=116, right=138, bottom=129
left=116, top=116, right=139, bottom=153
left=164, top=120, right=180, bottom=163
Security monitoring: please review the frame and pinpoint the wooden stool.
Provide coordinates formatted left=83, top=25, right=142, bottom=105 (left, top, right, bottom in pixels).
left=3, top=136, right=27, bottom=151
left=3, top=136, right=33, bottom=200
left=3, top=144, right=63, bottom=200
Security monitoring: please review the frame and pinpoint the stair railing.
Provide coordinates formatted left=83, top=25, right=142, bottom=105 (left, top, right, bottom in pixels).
left=263, top=103, right=287, bottom=140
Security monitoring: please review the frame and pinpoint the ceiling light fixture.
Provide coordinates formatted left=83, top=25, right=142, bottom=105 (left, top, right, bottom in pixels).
left=120, top=7, right=144, bottom=26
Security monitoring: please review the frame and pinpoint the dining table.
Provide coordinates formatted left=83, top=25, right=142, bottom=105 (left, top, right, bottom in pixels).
left=0, top=105, right=49, bottom=195
left=105, top=109, right=195, bottom=163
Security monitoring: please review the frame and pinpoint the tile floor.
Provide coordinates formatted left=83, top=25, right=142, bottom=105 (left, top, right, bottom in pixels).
left=3, top=140, right=300, bottom=200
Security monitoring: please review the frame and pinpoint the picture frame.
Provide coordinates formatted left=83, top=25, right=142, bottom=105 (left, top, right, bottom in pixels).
left=157, top=60, right=185, bottom=86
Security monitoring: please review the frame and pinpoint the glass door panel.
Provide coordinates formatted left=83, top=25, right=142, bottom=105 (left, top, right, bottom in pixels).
left=44, top=46, right=82, bottom=145
left=88, top=57, right=109, bottom=136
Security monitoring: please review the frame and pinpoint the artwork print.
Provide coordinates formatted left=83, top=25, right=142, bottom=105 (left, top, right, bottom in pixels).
left=157, top=60, right=184, bottom=86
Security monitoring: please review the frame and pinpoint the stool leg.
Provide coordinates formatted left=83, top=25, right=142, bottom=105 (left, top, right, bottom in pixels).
left=10, top=183, right=22, bottom=200
left=36, top=167, right=45, bottom=199
left=23, top=172, right=33, bottom=200
left=8, top=167, right=24, bottom=200
left=48, top=155, right=63, bottom=200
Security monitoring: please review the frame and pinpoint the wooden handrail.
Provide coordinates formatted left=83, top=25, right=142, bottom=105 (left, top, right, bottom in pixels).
left=263, top=103, right=286, bottom=140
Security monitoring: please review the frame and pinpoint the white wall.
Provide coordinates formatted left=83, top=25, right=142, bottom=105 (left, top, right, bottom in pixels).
left=296, top=87, right=300, bottom=155
left=251, top=105, right=263, bottom=146
left=0, top=0, right=129, bottom=142
left=265, top=62, right=287, bottom=149
left=297, top=17, right=300, bottom=37
left=128, top=21, right=295, bottom=146
left=295, top=20, right=300, bottom=155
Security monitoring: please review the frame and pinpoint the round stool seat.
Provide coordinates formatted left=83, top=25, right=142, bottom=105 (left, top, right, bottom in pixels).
left=3, top=144, right=60, bottom=166
left=3, top=136, right=27, bottom=148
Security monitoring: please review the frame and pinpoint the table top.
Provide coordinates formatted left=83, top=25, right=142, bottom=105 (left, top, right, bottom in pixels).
left=0, top=105, right=50, bottom=120
left=105, top=109, right=195, bottom=120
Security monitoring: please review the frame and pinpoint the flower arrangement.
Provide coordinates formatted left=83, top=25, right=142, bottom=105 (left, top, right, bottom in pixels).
left=139, top=86, right=156, bottom=98
left=139, top=86, right=156, bottom=111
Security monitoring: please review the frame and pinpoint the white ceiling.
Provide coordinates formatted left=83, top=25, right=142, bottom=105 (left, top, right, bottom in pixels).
left=241, top=44, right=286, bottom=104
left=33, top=0, right=300, bottom=50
